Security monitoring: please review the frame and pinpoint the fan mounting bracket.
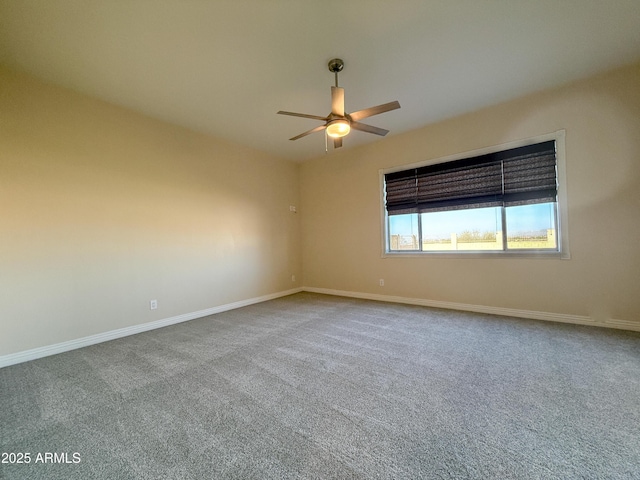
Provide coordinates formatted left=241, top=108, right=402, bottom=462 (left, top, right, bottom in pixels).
left=327, top=58, right=344, bottom=73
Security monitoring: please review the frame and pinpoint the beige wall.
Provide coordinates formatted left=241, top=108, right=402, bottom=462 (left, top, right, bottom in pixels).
left=2, top=62, right=639, bottom=359
left=301, top=62, right=640, bottom=325
left=0, top=67, right=301, bottom=356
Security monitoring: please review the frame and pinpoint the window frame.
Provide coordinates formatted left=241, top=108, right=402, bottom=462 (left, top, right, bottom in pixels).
left=380, top=131, right=570, bottom=259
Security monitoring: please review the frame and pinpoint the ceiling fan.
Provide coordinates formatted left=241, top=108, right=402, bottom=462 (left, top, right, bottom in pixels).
left=277, top=58, right=401, bottom=149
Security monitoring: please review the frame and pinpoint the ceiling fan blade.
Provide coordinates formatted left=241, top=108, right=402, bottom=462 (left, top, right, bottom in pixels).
left=348, top=100, right=400, bottom=122
left=331, top=86, right=345, bottom=116
left=350, top=121, right=389, bottom=136
left=277, top=111, right=328, bottom=121
left=333, top=137, right=343, bottom=149
left=289, top=124, right=327, bottom=141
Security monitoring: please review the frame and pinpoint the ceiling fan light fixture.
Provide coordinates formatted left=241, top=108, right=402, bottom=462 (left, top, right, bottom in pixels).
left=325, top=119, right=350, bottom=138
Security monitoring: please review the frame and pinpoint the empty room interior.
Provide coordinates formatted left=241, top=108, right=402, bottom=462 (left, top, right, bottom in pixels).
left=1, top=1, right=640, bottom=479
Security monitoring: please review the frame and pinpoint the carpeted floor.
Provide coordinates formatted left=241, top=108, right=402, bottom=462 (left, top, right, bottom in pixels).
left=1, top=292, right=639, bottom=479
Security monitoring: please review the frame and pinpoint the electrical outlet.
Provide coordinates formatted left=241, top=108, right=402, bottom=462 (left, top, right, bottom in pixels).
left=291, top=274, right=296, bottom=282
left=150, top=299, right=158, bottom=310
left=379, top=279, right=384, bottom=287
left=289, top=205, right=297, bottom=213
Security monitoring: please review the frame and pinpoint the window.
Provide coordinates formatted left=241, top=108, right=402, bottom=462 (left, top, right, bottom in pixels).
left=382, top=133, right=568, bottom=256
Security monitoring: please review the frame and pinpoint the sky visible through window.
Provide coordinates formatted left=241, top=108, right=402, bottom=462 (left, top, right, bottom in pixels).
left=390, top=203, right=555, bottom=240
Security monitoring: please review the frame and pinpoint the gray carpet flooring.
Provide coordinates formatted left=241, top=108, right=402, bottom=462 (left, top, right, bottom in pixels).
left=1, top=292, right=639, bottom=479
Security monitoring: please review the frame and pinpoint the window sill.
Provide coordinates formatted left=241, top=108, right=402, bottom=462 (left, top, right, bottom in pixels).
left=382, top=250, right=569, bottom=259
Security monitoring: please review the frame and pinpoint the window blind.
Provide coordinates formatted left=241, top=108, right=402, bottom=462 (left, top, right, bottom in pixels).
left=385, top=141, right=557, bottom=215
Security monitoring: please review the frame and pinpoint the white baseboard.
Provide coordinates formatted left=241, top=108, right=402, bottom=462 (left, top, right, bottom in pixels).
left=2, top=286, right=637, bottom=369
left=302, top=287, right=640, bottom=332
left=604, top=318, right=640, bottom=331
left=0, top=288, right=303, bottom=369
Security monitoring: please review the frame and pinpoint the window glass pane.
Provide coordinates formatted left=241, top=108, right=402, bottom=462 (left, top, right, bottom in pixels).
left=421, top=207, right=502, bottom=251
left=505, top=202, right=557, bottom=250
left=388, top=214, right=419, bottom=251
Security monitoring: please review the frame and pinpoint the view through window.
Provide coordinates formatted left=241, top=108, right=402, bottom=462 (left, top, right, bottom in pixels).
left=388, top=203, right=557, bottom=252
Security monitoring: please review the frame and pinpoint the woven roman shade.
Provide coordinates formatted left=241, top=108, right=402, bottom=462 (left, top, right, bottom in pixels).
left=385, top=141, right=557, bottom=215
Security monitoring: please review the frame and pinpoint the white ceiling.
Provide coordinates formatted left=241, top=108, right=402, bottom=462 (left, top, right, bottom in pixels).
left=1, top=1, right=640, bottom=162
